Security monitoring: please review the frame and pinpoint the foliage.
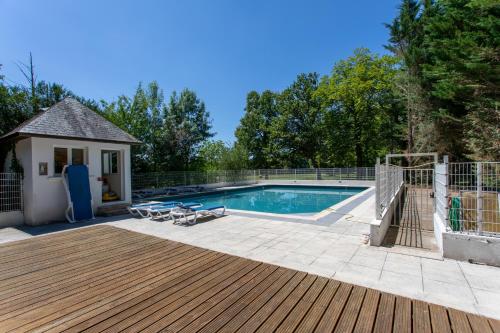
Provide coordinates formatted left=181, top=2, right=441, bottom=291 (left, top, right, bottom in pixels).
left=387, top=0, right=500, bottom=160
left=198, top=140, right=250, bottom=171
left=102, top=83, right=214, bottom=172
left=235, top=50, right=405, bottom=168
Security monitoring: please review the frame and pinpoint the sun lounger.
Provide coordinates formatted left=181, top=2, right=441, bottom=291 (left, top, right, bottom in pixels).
left=127, top=201, right=163, bottom=217
left=171, top=204, right=226, bottom=225
left=147, top=202, right=201, bottom=220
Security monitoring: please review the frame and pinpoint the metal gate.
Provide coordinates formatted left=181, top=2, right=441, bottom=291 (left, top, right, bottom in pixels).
left=388, top=166, right=436, bottom=249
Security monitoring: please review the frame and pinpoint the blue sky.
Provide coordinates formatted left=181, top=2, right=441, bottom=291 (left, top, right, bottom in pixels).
left=1, top=0, right=399, bottom=143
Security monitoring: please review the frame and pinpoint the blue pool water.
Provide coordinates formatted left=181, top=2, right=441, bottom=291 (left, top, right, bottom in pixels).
left=162, top=185, right=366, bottom=214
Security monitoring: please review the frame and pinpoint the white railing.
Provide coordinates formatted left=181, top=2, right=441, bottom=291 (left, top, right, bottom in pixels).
left=435, top=161, right=500, bottom=236
left=132, top=167, right=375, bottom=191
left=0, top=173, right=23, bottom=213
left=256, top=167, right=375, bottom=181
left=375, top=163, right=404, bottom=219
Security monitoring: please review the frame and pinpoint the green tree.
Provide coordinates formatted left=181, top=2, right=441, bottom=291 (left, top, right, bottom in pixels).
left=162, top=89, right=214, bottom=170
left=269, top=73, right=324, bottom=168
left=198, top=140, right=229, bottom=171
left=235, top=90, right=277, bottom=168
left=316, top=48, right=403, bottom=167
left=421, top=0, right=500, bottom=160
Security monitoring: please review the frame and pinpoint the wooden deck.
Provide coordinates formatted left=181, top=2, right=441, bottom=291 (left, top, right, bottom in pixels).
left=0, top=225, right=497, bottom=333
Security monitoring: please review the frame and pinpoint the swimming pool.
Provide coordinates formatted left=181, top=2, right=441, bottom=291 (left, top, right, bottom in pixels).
left=160, top=185, right=367, bottom=214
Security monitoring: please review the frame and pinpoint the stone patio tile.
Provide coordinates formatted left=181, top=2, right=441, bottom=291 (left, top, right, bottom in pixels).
left=349, top=251, right=387, bottom=270
left=422, top=278, right=476, bottom=311
left=309, top=257, right=346, bottom=277
left=473, top=289, right=500, bottom=319
left=382, top=253, right=422, bottom=277
left=421, top=258, right=468, bottom=285
left=378, top=270, right=424, bottom=299
left=281, top=252, right=318, bottom=266
left=269, top=241, right=303, bottom=252
left=459, top=262, right=500, bottom=291
left=335, top=263, right=381, bottom=288
left=321, top=244, right=359, bottom=262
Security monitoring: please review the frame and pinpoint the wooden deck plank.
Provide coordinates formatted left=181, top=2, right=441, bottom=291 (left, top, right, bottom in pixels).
left=353, top=288, right=380, bottom=333
left=71, top=252, right=230, bottom=332
left=195, top=267, right=289, bottom=333
left=0, top=239, right=170, bottom=307
left=274, top=276, right=329, bottom=333
left=216, top=269, right=297, bottom=332
left=429, top=303, right=451, bottom=333
left=467, top=313, right=493, bottom=333
left=373, top=293, right=396, bottom=333
left=294, top=279, right=341, bottom=332
left=254, top=274, right=316, bottom=333
left=1, top=249, right=224, bottom=331
left=0, top=225, right=496, bottom=333
left=172, top=264, right=278, bottom=333
left=233, top=271, right=308, bottom=332
left=448, top=308, right=473, bottom=333
left=334, top=286, right=366, bottom=333
left=414, top=300, right=432, bottom=333
left=489, top=318, right=500, bottom=333
left=0, top=244, right=196, bottom=316
left=43, top=252, right=234, bottom=333
left=393, top=296, right=411, bottom=333
left=0, top=233, right=166, bottom=289
left=0, top=243, right=198, bottom=323
left=132, top=261, right=264, bottom=332
left=314, top=283, right=353, bottom=332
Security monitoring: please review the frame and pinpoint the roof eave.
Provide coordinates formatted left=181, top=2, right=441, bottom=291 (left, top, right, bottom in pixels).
left=0, top=132, right=142, bottom=145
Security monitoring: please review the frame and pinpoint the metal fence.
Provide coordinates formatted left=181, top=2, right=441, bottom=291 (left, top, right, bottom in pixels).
left=256, top=167, right=375, bottom=181
left=132, top=167, right=375, bottom=191
left=0, top=173, right=23, bottom=213
left=375, top=163, right=404, bottom=219
left=436, top=161, right=500, bottom=236
left=132, top=170, right=257, bottom=190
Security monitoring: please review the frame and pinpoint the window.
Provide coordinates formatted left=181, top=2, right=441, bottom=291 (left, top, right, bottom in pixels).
left=72, top=148, right=84, bottom=165
left=102, top=151, right=119, bottom=175
left=102, top=152, right=110, bottom=174
left=111, top=152, right=118, bottom=173
left=54, top=148, right=68, bottom=175
left=53, top=147, right=87, bottom=175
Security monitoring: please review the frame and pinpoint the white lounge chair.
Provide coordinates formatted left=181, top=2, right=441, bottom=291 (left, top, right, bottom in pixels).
left=147, top=202, right=200, bottom=220
left=171, top=204, right=226, bottom=225
left=128, top=201, right=175, bottom=218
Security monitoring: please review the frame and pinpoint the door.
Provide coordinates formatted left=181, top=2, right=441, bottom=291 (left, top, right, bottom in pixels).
left=101, top=150, right=122, bottom=202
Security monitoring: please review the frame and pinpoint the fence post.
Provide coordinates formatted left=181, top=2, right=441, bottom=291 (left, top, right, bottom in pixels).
left=443, top=155, right=449, bottom=226
left=477, top=162, right=483, bottom=235
left=294, top=169, right=297, bottom=181
left=375, top=158, right=381, bottom=219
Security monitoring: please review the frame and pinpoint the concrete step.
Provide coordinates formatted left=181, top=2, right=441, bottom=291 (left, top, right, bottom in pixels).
left=97, top=203, right=129, bottom=217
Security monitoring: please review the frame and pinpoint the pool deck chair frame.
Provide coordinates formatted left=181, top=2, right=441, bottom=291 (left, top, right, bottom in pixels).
left=62, top=165, right=95, bottom=223
left=171, top=204, right=226, bottom=225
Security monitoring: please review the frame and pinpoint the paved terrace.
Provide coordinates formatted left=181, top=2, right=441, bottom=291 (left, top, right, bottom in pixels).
left=1, top=190, right=500, bottom=322
left=0, top=225, right=498, bottom=332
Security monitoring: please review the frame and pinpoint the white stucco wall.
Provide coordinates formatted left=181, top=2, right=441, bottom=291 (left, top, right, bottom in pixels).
left=13, top=137, right=132, bottom=226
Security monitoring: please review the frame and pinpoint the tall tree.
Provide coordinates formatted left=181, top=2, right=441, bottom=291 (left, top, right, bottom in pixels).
left=269, top=73, right=324, bottom=168
left=421, top=0, right=500, bottom=160
left=235, top=90, right=277, bottom=168
left=316, top=48, right=402, bottom=167
left=385, top=0, right=430, bottom=159
left=163, top=89, right=214, bottom=170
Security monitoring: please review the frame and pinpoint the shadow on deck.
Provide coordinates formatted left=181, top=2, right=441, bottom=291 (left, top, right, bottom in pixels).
left=383, top=186, right=438, bottom=251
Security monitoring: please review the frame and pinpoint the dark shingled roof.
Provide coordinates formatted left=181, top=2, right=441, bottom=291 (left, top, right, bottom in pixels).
left=1, top=97, right=140, bottom=144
